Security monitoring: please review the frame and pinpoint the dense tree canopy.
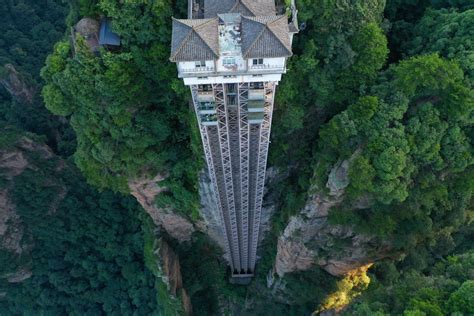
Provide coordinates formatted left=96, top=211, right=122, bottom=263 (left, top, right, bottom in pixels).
left=1, top=0, right=472, bottom=314
left=0, top=131, right=160, bottom=314
left=42, top=0, right=201, bottom=218
left=404, top=8, right=474, bottom=82
left=321, top=54, right=473, bottom=246
left=346, top=251, right=474, bottom=315
left=267, top=0, right=390, bottom=231
left=266, top=2, right=473, bottom=313
left=0, top=0, right=70, bottom=153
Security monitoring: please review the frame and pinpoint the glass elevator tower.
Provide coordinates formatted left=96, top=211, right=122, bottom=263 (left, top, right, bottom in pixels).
left=170, top=0, right=298, bottom=278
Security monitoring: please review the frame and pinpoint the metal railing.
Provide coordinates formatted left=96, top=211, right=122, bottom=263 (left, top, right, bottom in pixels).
left=180, top=66, right=215, bottom=73
left=198, top=102, right=216, bottom=111
left=249, top=64, right=285, bottom=71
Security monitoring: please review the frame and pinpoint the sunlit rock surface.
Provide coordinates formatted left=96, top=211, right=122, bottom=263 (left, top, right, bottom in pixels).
left=129, top=175, right=195, bottom=242
left=275, top=158, right=392, bottom=277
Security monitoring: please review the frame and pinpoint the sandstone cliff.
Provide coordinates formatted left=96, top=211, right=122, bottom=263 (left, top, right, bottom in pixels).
left=1, top=133, right=192, bottom=312
left=0, top=136, right=60, bottom=283
left=275, top=158, right=393, bottom=277
left=129, top=175, right=195, bottom=243
left=146, top=235, right=193, bottom=315
left=0, top=64, right=36, bottom=104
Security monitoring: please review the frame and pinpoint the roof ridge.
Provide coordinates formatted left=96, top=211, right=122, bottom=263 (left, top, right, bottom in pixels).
left=239, top=0, right=254, bottom=15
left=242, top=16, right=268, bottom=58
left=194, top=17, right=218, bottom=30
left=171, top=23, right=195, bottom=60
left=244, top=15, right=282, bottom=24
left=266, top=15, right=292, bottom=54
left=229, top=0, right=241, bottom=14
left=193, top=17, right=219, bottom=56
left=172, top=17, right=215, bottom=27
left=242, top=15, right=292, bottom=58
left=172, top=17, right=219, bottom=59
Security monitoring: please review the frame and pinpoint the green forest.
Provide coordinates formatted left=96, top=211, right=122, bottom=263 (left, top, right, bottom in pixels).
left=0, top=0, right=472, bottom=315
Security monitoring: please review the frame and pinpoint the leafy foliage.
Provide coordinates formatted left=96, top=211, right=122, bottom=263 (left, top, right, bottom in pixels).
left=324, top=54, right=473, bottom=249
left=2, top=0, right=472, bottom=314
left=346, top=251, right=474, bottom=315
left=404, top=8, right=474, bottom=82
left=0, top=133, right=160, bottom=314
left=0, top=0, right=71, bottom=155
left=42, top=1, right=201, bottom=218
left=265, top=2, right=473, bottom=314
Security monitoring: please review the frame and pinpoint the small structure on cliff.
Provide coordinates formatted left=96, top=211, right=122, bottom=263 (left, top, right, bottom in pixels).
left=72, top=17, right=120, bottom=53
left=99, top=18, right=121, bottom=48
left=73, top=17, right=100, bottom=52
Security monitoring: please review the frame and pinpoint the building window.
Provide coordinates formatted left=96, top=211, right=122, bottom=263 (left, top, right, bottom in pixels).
left=223, top=57, right=236, bottom=65
left=250, top=82, right=264, bottom=89
left=197, top=76, right=208, bottom=80
left=195, top=61, right=206, bottom=68
left=252, top=58, right=264, bottom=65
left=252, top=74, right=263, bottom=77
left=198, top=84, right=212, bottom=91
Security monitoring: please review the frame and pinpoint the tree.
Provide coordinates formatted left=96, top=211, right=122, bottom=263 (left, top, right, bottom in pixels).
left=345, top=251, right=474, bottom=315
left=404, top=8, right=474, bottom=82
left=320, top=55, right=472, bottom=248
left=0, top=132, right=162, bottom=314
left=41, top=1, right=201, bottom=218
left=447, top=281, right=474, bottom=314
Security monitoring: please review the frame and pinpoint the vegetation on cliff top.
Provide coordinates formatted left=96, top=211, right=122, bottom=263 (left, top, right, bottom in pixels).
left=0, top=131, right=160, bottom=314
left=41, top=0, right=201, bottom=219
left=0, top=1, right=177, bottom=313
left=265, top=0, right=473, bottom=314
left=0, top=0, right=72, bottom=155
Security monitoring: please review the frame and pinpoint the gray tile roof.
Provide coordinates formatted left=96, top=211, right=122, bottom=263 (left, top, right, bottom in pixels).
left=241, top=15, right=292, bottom=58
left=204, top=0, right=275, bottom=18
left=289, top=22, right=299, bottom=33
left=170, top=18, right=219, bottom=62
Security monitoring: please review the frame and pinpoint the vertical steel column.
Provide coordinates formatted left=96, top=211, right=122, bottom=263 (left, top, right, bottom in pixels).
left=249, top=82, right=276, bottom=270
left=226, top=84, right=244, bottom=272
left=247, top=123, right=260, bottom=273
left=190, top=85, right=234, bottom=271
left=238, top=82, right=250, bottom=272
left=215, top=83, right=241, bottom=272
left=190, top=81, right=276, bottom=275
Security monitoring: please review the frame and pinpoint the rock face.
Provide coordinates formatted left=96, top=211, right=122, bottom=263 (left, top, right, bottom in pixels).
left=258, top=167, right=280, bottom=243
left=158, top=240, right=183, bottom=296
left=275, top=158, right=392, bottom=277
left=4, top=269, right=33, bottom=283
left=195, top=170, right=229, bottom=259
left=0, top=64, right=36, bottom=104
left=0, top=190, right=24, bottom=256
left=73, top=17, right=100, bottom=52
left=0, top=136, right=61, bottom=283
left=153, top=238, right=193, bottom=315
left=129, top=175, right=195, bottom=243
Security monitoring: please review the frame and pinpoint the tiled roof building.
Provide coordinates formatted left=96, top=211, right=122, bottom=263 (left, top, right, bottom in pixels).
left=170, top=0, right=299, bottom=282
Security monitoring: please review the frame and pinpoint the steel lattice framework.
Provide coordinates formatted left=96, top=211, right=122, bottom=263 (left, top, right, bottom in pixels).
left=191, top=82, right=276, bottom=276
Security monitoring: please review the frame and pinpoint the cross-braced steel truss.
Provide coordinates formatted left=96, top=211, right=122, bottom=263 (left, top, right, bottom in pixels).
left=190, top=81, right=276, bottom=277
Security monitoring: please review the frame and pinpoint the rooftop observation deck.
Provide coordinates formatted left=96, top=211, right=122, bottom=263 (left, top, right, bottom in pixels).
left=217, top=14, right=246, bottom=73
left=173, top=10, right=290, bottom=78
